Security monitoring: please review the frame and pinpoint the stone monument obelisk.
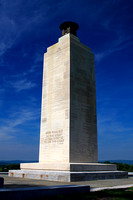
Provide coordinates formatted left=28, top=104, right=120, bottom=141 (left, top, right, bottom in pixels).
left=9, top=22, right=128, bottom=181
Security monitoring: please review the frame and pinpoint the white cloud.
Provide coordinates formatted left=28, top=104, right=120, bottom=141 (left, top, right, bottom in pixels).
left=95, top=34, right=133, bottom=62
left=0, top=107, right=40, bottom=141
left=5, top=78, right=36, bottom=92
left=0, top=14, right=17, bottom=56
left=0, top=0, right=50, bottom=57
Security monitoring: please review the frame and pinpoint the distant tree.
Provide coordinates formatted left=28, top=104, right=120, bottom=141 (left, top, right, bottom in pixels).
left=103, top=161, right=133, bottom=172
left=115, top=163, right=125, bottom=171
left=0, top=164, right=20, bottom=172
left=103, top=161, right=111, bottom=164
left=129, top=165, right=133, bottom=172
left=7, top=164, right=20, bottom=170
left=123, top=164, right=130, bottom=171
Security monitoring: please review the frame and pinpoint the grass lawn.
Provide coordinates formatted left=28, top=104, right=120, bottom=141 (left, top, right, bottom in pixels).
left=85, top=187, right=133, bottom=200
left=47, top=187, right=133, bottom=200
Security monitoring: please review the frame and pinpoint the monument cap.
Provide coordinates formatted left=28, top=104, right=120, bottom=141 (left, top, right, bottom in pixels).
left=60, top=21, right=79, bottom=36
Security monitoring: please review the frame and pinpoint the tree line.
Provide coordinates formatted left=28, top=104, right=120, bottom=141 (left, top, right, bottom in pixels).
left=103, top=161, right=133, bottom=172
left=0, top=164, right=20, bottom=172
left=0, top=162, right=133, bottom=172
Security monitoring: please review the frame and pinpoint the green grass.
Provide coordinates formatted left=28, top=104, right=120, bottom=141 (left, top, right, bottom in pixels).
left=126, top=187, right=133, bottom=191
left=87, top=188, right=133, bottom=200
left=43, top=187, right=133, bottom=200
left=0, top=167, right=3, bottom=172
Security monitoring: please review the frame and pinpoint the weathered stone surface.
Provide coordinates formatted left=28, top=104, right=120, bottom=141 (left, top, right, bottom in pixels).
left=9, top=170, right=128, bottom=182
left=39, top=34, right=70, bottom=164
left=28, top=33, right=98, bottom=165
left=70, top=34, right=97, bottom=163
left=39, top=33, right=97, bottom=164
left=20, top=163, right=117, bottom=171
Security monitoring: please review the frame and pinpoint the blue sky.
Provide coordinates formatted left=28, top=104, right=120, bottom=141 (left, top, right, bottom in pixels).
left=0, top=0, right=133, bottom=161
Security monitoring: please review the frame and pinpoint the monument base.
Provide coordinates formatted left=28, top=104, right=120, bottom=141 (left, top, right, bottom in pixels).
left=9, top=163, right=128, bottom=182
left=9, top=169, right=128, bottom=182
left=20, top=162, right=117, bottom=171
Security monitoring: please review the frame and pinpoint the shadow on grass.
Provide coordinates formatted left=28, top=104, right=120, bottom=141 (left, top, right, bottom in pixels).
left=86, top=188, right=133, bottom=200
left=40, top=188, right=133, bottom=200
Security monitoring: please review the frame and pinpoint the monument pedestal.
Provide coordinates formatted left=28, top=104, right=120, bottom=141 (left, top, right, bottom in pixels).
left=9, top=169, right=128, bottom=182
left=20, top=162, right=117, bottom=171
left=9, top=162, right=128, bottom=182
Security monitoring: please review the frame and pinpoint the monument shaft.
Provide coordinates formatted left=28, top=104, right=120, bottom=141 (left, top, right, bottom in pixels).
left=39, top=33, right=98, bottom=164
left=70, top=34, right=97, bottom=163
left=39, top=34, right=70, bottom=163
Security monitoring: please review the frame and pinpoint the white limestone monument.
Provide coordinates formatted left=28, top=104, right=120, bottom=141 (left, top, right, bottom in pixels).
left=9, top=22, right=128, bottom=181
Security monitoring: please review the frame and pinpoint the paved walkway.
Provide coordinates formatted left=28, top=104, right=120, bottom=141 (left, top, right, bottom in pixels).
left=1, top=175, right=133, bottom=190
